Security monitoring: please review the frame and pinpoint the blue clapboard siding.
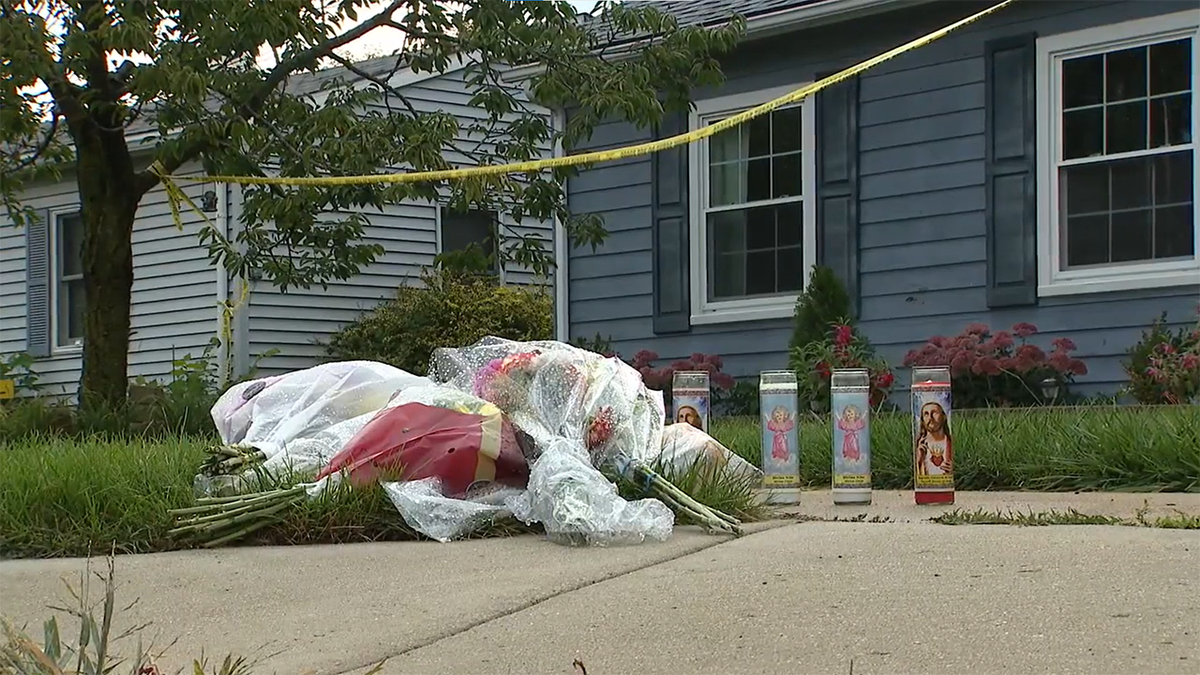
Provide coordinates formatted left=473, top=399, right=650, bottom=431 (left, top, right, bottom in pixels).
left=0, top=163, right=220, bottom=398
left=245, top=67, right=557, bottom=375
left=566, top=0, right=1199, bottom=395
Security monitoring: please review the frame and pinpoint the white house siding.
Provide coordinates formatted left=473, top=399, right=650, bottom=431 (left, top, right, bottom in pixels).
left=0, top=163, right=219, bottom=397
left=246, top=66, right=557, bottom=375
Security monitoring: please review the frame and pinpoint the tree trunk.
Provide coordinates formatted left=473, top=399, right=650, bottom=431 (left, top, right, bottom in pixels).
left=72, top=126, right=139, bottom=412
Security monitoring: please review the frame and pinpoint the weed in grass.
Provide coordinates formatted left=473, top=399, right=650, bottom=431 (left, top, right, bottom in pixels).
left=931, top=506, right=1200, bottom=529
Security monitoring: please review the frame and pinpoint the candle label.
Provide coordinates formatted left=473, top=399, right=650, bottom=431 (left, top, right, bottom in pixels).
left=761, top=388, right=800, bottom=488
left=912, top=385, right=954, bottom=491
left=672, top=388, right=710, bottom=433
left=832, top=388, right=871, bottom=490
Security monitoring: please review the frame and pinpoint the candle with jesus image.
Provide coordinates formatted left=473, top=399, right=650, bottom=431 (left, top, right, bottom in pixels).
left=911, top=366, right=954, bottom=505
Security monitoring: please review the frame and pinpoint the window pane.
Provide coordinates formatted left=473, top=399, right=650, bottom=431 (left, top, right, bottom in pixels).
left=440, top=209, right=497, bottom=269
left=776, top=247, right=803, bottom=293
left=1155, top=205, right=1195, bottom=259
left=1063, top=107, right=1103, bottom=159
left=1105, top=46, right=1147, bottom=102
left=59, top=213, right=83, bottom=278
left=1150, top=38, right=1191, bottom=95
left=712, top=252, right=745, bottom=299
left=710, top=127, right=743, bottom=164
left=772, top=153, right=801, bottom=199
left=1109, top=157, right=1151, bottom=210
left=1150, top=93, right=1192, bottom=148
left=746, top=158, right=771, bottom=202
left=710, top=162, right=747, bottom=206
left=1110, top=209, right=1152, bottom=262
left=745, top=250, right=776, bottom=296
left=777, top=202, right=802, bottom=247
left=772, top=107, right=802, bottom=153
left=747, top=115, right=771, bottom=158
left=1105, top=101, right=1147, bottom=154
left=58, top=279, right=85, bottom=344
left=1063, top=54, right=1104, bottom=108
left=746, top=206, right=775, bottom=250
left=1065, top=214, right=1109, bottom=267
left=1154, top=150, right=1193, bottom=205
left=708, top=210, right=746, bottom=256
left=1063, top=163, right=1109, bottom=215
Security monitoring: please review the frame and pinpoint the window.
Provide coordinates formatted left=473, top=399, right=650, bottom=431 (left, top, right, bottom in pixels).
left=437, top=206, right=500, bottom=275
left=689, top=86, right=817, bottom=323
left=1038, top=12, right=1199, bottom=296
left=52, top=211, right=85, bottom=349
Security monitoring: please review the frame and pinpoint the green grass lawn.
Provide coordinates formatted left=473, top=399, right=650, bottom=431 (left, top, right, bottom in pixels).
left=1, top=406, right=1196, bottom=559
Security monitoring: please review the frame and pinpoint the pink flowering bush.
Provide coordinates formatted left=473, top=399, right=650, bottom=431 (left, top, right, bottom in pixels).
left=903, top=322, right=1087, bottom=408
left=1123, top=309, right=1200, bottom=405
left=627, top=351, right=736, bottom=413
left=789, top=323, right=895, bottom=413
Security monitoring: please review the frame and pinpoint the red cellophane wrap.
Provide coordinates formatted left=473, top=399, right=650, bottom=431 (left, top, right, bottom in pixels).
left=314, top=402, right=529, bottom=497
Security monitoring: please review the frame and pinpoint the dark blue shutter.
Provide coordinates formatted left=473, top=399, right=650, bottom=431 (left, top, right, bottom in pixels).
left=652, top=109, right=690, bottom=334
left=985, top=33, right=1038, bottom=307
left=815, top=72, right=860, bottom=316
left=25, top=209, right=51, bottom=358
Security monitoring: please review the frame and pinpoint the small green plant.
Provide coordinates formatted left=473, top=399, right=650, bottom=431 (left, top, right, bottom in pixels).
left=789, top=265, right=854, bottom=354
left=790, top=324, right=894, bottom=414
left=0, top=351, right=40, bottom=398
left=715, top=379, right=760, bottom=417
left=325, top=267, right=553, bottom=375
left=1122, top=308, right=1200, bottom=405
left=570, top=333, right=619, bottom=358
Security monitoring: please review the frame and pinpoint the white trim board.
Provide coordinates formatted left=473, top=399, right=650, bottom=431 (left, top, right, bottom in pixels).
left=1035, top=10, right=1200, bottom=297
left=687, top=84, right=818, bottom=325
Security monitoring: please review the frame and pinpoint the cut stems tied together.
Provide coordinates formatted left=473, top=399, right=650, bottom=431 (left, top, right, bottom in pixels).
left=616, top=455, right=743, bottom=536
left=200, top=445, right=267, bottom=477
left=168, top=487, right=307, bottom=548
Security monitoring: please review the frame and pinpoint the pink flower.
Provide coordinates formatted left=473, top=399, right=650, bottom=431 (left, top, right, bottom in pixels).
left=1048, top=352, right=1072, bottom=373
left=1051, top=337, right=1077, bottom=352
left=1012, top=322, right=1038, bottom=338
left=973, top=356, right=1002, bottom=376
left=929, top=336, right=950, bottom=348
left=949, top=352, right=973, bottom=374
left=1016, top=344, right=1046, bottom=363
left=1069, top=359, right=1088, bottom=376
left=713, top=373, right=736, bottom=390
left=991, top=330, right=1014, bottom=350
left=965, top=323, right=989, bottom=336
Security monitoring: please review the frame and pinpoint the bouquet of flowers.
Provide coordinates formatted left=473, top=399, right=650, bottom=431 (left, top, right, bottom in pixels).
left=431, top=337, right=742, bottom=539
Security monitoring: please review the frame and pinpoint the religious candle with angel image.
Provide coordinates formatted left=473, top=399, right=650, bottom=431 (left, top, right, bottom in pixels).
left=759, top=370, right=800, bottom=504
left=831, top=368, right=872, bottom=504
left=911, top=366, right=954, bottom=505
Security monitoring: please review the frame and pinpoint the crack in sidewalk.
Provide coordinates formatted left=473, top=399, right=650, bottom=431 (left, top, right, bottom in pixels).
left=327, top=521, right=795, bottom=675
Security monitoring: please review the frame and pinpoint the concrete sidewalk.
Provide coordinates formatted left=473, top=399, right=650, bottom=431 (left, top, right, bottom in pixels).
left=1, top=492, right=1197, bottom=675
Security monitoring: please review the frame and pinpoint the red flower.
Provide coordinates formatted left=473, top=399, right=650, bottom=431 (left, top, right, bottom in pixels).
left=1012, top=322, right=1038, bottom=338
left=713, top=373, right=736, bottom=390
left=973, top=356, right=1002, bottom=376
left=949, top=352, right=973, bottom=374
left=929, top=336, right=950, bottom=348
left=876, top=371, right=895, bottom=388
left=1051, top=337, right=1077, bottom=352
left=1182, top=354, right=1200, bottom=371
left=1069, top=358, right=1088, bottom=376
left=816, top=361, right=830, bottom=377
left=991, top=330, right=1014, bottom=350
left=1048, top=352, right=1072, bottom=373
left=965, top=323, right=989, bottom=336
left=834, top=324, right=854, bottom=347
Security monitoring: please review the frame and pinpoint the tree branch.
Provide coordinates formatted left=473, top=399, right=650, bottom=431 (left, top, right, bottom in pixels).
left=135, top=0, right=407, bottom=195
left=7, top=113, right=61, bottom=172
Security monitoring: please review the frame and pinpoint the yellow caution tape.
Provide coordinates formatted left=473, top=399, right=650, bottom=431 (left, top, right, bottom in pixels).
left=151, top=0, right=1017, bottom=188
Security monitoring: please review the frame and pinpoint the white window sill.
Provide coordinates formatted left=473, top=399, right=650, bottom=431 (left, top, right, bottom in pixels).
left=1039, top=267, right=1200, bottom=297
left=690, top=303, right=795, bottom=325
left=51, top=344, right=84, bottom=357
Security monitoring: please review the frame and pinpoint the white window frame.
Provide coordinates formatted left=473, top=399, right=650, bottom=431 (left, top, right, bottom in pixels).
left=688, top=85, right=818, bottom=324
left=1036, top=11, right=1200, bottom=297
left=49, top=208, right=84, bottom=353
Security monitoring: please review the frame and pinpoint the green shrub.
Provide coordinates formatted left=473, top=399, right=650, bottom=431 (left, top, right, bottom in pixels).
left=789, top=265, right=853, bottom=354
left=325, top=268, right=554, bottom=375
